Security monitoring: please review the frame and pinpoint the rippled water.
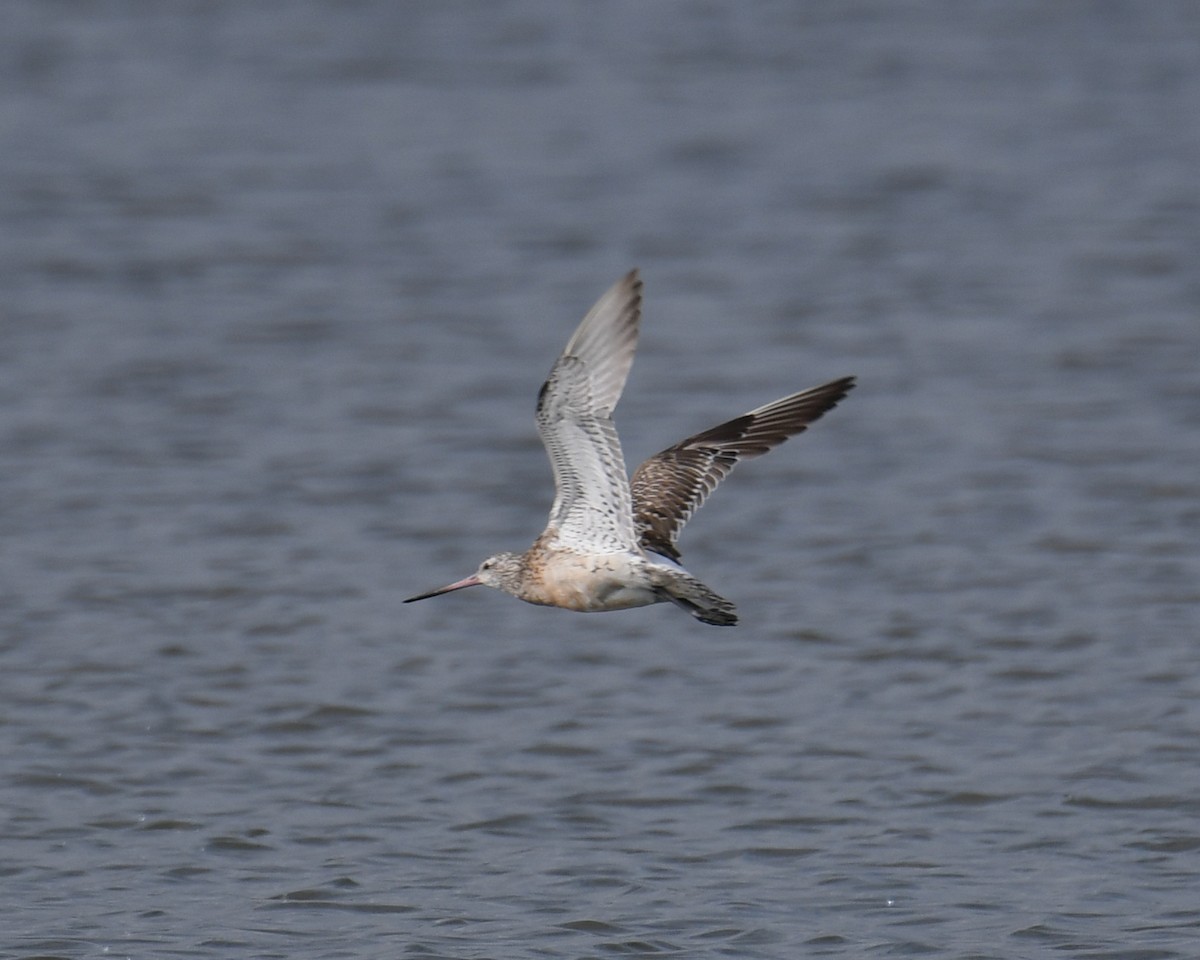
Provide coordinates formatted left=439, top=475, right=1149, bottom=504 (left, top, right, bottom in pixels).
left=3, top=2, right=1199, bottom=958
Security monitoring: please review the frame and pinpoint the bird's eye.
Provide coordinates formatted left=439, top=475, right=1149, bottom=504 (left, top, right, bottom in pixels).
left=482, top=560, right=492, bottom=570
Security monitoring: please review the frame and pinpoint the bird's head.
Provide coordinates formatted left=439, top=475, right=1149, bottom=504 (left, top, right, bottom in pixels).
left=403, top=551, right=523, bottom=603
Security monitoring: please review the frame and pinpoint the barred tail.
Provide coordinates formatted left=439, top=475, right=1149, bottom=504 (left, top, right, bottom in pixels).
left=649, top=567, right=739, bottom=626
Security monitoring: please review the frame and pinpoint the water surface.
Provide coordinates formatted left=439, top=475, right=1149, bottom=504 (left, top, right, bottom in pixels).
left=2, top=3, right=1198, bottom=958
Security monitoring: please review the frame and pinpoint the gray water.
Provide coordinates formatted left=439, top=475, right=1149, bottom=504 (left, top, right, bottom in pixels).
left=3, top=3, right=1199, bottom=958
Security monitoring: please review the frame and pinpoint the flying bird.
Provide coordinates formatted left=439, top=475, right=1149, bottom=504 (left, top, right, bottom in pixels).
left=405, top=270, right=853, bottom=625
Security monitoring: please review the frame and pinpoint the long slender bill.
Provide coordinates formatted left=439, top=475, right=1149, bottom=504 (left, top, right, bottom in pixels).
left=403, top=574, right=483, bottom=603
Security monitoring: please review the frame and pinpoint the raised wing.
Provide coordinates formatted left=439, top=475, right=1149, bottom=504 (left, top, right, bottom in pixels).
left=631, top=376, right=856, bottom=561
left=536, top=270, right=642, bottom=553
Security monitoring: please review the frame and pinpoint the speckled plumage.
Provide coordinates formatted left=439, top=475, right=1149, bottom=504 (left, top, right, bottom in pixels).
left=404, top=270, right=854, bottom=626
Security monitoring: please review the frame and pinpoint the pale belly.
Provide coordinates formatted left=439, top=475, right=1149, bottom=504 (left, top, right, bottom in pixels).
left=522, top=553, right=662, bottom=613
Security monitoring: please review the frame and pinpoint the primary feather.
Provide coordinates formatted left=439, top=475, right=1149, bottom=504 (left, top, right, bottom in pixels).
left=536, top=270, right=642, bottom=554
left=631, top=376, right=856, bottom=561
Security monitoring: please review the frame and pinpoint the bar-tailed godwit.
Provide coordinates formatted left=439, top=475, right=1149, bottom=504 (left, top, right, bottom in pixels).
left=405, top=270, right=854, bottom=625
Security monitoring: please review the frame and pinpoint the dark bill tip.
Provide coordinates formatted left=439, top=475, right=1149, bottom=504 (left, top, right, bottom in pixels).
left=403, top=574, right=483, bottom=603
